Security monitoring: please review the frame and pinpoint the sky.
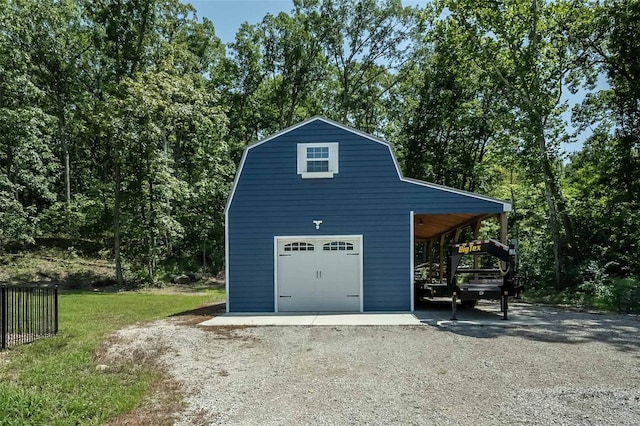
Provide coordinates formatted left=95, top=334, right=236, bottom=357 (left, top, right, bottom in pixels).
left=189, top=1, right=291, bottom=44
left=189, top=0, right=429, bottom=45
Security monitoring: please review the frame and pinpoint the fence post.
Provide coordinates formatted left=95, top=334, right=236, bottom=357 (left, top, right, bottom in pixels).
left=1, top=285, right=6, bottom=350
left=54, top=286, right=58, bottom=334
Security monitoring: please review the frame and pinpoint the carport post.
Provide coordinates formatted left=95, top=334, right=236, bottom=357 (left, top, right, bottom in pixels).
left=473, top=220, right=481, bottom=281
left=499, top=213, right=510, bottom=320
left=499, top=213, right=508, bottom=244
left=439, top=234, right=446, bottom=283
left=454, top=227, right=463, bottom=243
left=422, top=241, right=427, bottom=263
left=502, top=290, right=509, bottom=320
left=410, top=211, right=415, bottom=312
left=451, top=292, right=458, bottom=321
left=427, top=240, right=433, bottom=282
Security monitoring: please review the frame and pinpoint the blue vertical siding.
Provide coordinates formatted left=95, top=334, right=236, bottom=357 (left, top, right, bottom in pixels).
left=227, top=119, right=505, bottom=312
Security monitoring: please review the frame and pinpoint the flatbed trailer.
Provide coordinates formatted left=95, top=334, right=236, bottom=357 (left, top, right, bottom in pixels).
left=415, top=239, right=523, bottom=320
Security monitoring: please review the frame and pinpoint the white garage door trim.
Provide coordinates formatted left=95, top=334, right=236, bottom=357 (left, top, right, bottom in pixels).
left=274, top=235, right=364, bottom=313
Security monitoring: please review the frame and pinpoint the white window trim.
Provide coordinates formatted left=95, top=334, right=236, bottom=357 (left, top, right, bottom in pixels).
left=301, top=171, right=334, bottom=179
left=410, top=211, right=415, bottom=312
left=297, top=142, right=338, bottom=178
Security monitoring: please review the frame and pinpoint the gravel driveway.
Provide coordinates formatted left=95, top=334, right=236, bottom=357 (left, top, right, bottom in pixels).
left=105, top=303, right=640, bottom=425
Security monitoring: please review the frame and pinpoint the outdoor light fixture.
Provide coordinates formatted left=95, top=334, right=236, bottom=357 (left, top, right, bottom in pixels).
left=313, top=220, right=323, bottom=229
left=418, top=218, right=424, bottom=225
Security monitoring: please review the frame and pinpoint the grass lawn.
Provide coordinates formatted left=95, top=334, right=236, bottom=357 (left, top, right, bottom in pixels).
left=0, top=289, right=224, bottom=425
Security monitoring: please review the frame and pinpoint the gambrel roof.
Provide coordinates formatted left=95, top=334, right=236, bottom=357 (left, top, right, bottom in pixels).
left=227, top=116, right=510, bottom=240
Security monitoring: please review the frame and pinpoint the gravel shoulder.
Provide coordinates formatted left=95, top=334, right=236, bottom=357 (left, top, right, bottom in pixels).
left=103, top=303, right=640, bottom=425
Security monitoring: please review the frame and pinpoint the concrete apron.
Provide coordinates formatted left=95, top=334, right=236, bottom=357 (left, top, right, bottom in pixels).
left=198, top=303, right=552, bottom=327
left=199, top=313, right=421, bottom=326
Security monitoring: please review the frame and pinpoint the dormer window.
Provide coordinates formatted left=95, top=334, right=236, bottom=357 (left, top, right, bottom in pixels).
left=297, top=143, right=338, bottom=178
left=306, top=147, right=329, bottom=172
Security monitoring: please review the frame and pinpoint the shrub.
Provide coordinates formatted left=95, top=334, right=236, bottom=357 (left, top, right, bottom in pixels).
left=610, top=277, right=640, bottom=313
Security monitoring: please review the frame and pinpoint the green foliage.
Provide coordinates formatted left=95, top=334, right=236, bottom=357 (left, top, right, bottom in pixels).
left=564, top=133, right=640, bottom=278
left=524, top=276, right=640, bottom=312
left=37, top=195, right=105, bottom=239
left=399, top=15, right=509, bottom=193
left=0, top=0, right=233, bottom=283
left=0, top=0, right=636, bottom=298
left=296, top=0, right=417, bottom=132
left=609, top=277, right=640, bottom=312
left=0, top=175, right=36, bottom=252
left=563, top=1, right=640, bottom=284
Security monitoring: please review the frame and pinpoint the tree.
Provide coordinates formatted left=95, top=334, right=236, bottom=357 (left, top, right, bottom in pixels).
left=596, top=0, right=640, bottom=202
left=400, top=17, right=510, bottom=193
left=0, top=0, right=59, bottom=252
left=28, top=0, right=90, bottom=214
left=224, top=22, right=265, bottom=155
left=295, top=0, right=417, bottom=133
left=224, top=10, right=329, bottom=160
left=564, top=0, right=640, bottom=280
left=441, top=0, right=592, bottom=287
left=564, top=132, right=640, bottom=278
left=574, top=0, right=639, bottom=201
left=259, top=11, right=327, bottom=130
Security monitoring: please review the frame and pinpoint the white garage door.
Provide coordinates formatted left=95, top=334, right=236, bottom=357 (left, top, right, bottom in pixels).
left=276, top=236, right=362, bottom=312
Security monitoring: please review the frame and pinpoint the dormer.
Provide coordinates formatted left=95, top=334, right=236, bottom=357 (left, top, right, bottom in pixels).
left=296, top=143, right=339, bottom=178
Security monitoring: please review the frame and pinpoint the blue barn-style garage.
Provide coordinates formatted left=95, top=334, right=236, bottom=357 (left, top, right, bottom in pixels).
left=225, top=117, right=511, bottom=312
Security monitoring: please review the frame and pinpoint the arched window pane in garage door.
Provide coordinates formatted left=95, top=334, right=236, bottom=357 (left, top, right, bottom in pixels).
left=323, top=241, right=354, bottom=251
left=284, top=242, right=315, bottom=252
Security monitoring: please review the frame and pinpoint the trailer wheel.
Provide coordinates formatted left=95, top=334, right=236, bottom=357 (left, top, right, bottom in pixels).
left=461, top=300, right=477, bottom=308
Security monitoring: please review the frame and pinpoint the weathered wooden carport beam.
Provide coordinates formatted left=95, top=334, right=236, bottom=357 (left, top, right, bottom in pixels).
left=439, top=234, right=446, bottom=282
left=499, top=213, right=507, bottom=244
left=498, top=213, right=508, bottom=273
left=454, top=227, right=463, bottom=243
left=473, top=220, right=481, bottom=280
left=427, top=239, right=433, bottom=282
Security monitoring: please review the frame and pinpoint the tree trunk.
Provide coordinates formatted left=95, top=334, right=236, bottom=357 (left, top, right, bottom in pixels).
left=62, top=133, right=71, bottom=232
left=202, top=241, right=207, bottom=272
left=58, top=100, right=71, bottom=213
left=114, top=161, right=124, bottom=286
left=341, top=68, right=350, bottom=123
left=63, top=147, right=70, bottom=208
left=537, top=132, right=563, bottom=289
left=148, top=169, right=155, bottom=283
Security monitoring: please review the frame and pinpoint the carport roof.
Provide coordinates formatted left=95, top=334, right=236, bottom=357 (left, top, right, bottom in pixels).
left=414, top=213, right=498, bottom=241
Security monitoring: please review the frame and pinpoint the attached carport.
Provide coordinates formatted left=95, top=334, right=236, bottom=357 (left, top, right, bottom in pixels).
left=413, top=212, right=509, bottom=284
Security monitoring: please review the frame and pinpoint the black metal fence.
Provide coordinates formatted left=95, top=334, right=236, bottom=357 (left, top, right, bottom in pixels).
left=1, top=285, right=58, bottom=350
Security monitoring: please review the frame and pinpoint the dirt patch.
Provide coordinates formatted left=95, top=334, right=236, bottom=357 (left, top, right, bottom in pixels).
left=0, top=351, right=10, bottom=369
left=106, top=377, right=185, bottom=426
left=171, top=302, right=226, bottom=323
left=193, top=325, right=256, bottom=341
left=138, top=281, right=225, bottom=296
left=0, top=251, right=115, bottom=289
left=168, top=303, right=256, bottom=337
left=97, top=328, right=185, bottom=426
